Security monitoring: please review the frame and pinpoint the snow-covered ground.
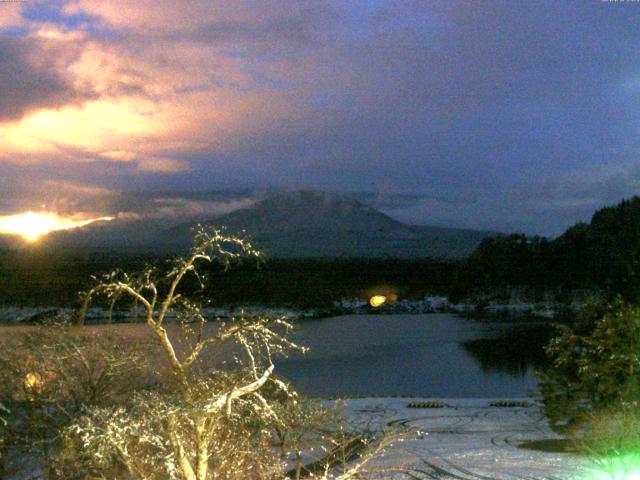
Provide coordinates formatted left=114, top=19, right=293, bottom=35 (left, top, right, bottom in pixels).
left=4, top=398, right=599, bottom=479
left=341, top=397, right=595, bottom=480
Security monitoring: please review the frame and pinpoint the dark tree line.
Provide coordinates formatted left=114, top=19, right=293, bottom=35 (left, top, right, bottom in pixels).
left=3, top=196, right=640, bottom=309
left=454, top=196, right=640, bottom=302
left=0, top=252, right=461, bottom=308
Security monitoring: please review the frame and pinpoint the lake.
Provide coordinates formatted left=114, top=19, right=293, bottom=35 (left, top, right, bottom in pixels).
left=275, top=314, right=552, bottom=398
left=0, top=313, right=553, bottom=399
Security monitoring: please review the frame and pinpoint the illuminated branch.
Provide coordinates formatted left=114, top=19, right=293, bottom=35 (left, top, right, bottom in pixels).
left=204, top=365, right=275, bottom=416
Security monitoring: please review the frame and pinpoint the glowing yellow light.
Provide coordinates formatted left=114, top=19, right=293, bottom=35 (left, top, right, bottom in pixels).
left=369, top=295, right=387, bottom=308
left=23, top=372, right=45, bottom=395
left=0, top=212, right=114, bottom=242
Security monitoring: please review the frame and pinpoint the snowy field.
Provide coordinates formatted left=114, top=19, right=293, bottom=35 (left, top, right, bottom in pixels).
left=5, top=398, right=598, bottom=479
left=341, top=398, right=595, bottom=480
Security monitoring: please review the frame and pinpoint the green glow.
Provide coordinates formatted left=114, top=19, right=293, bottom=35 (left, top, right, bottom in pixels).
left=587, top=453, right=640, bottom=480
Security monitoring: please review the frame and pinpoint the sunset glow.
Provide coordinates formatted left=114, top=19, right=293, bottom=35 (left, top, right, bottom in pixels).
left=0, top=212, right=114, bottom=242
left=3, top=100, right=161, bottom=163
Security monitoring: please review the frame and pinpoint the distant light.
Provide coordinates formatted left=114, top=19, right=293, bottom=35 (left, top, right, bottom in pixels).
left=24, top=372, right=45, bottom=395
left=0, top=212, right=114, bottom=242
left=370, top=295, right=387, bottom=308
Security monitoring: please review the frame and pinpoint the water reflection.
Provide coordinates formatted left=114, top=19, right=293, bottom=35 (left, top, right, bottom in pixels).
left=462, top=324, right=553, bottom=376
left=275, top=314, right=549, bottom=398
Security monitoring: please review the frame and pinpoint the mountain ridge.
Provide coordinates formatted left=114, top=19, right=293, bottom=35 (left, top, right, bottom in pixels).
left=164, top=191, right=495, bottom=258
left=3, top=191, right=497, bottom=259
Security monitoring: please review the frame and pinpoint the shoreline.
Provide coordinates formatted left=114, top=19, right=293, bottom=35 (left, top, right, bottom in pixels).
left=0, top=302, right=566, bottom=326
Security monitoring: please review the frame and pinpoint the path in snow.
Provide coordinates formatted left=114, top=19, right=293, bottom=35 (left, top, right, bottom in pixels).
left=342, top=398, right=596, bottom=480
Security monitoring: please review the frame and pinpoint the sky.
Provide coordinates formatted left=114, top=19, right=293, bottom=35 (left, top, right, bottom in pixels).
left=1, top=0, right=640, bottom=235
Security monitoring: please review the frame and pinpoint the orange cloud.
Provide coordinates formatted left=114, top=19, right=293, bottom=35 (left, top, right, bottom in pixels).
left=1, top=99, right=158, bottom=158
left=0, top=2, right=325, bottom=175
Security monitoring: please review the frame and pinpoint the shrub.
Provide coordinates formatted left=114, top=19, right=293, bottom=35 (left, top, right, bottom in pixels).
left=53, top=386, right=284, bottom=480
left=0, top=319, right=154, bottom=457
left=538, top=298, right=640, bottom=433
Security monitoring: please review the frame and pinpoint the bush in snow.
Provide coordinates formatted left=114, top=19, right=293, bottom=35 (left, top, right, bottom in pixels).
left=538, top=297, right=640, bottom=434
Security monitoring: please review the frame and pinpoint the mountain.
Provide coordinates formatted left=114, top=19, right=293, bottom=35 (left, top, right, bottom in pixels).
left=9, top=191, right=496, bottom=259
left=168, top=191, right=495, bottom=258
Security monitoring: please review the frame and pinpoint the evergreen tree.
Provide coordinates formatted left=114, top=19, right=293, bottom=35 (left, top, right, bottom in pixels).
left=538, top=298, right=640, bottom=433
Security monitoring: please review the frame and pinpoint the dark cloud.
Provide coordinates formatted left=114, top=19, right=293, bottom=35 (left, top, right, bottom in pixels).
left=0, top=37, right=93, bottom=122
left=188, top=17, right=312, bottom=50
left=2, top=1, right=640, bottom=235
left=185, top=0, right=640, bottom=234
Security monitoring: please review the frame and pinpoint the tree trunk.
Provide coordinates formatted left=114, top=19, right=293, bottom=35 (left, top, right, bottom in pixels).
left=196, top=416, right=210, bottom=480
left=167, top=415, right=197, bottom=480
left=295, top=451, right=302, bottom=480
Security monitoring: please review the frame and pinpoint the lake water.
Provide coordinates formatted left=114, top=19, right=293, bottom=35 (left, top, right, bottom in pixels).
left=275, top=314, right=551, bottom=398
left=0, top=313, right=552, bottom=399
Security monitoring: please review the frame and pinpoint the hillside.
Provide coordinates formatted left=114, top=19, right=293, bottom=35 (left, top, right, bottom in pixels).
left=459, top=196, right=640, bottom=300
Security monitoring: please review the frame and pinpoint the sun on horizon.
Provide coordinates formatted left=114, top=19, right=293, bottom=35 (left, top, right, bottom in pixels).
left=0, top=212, right=114, bottom=242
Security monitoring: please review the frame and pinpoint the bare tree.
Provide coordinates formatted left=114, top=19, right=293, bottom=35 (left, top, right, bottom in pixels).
left=268, top=396, right=344, bottom=478
left=48, top=226, right=412, bottom=480
left=69, top=226, right=305, bottom=480
left=0, top=322, right=152, bottom=417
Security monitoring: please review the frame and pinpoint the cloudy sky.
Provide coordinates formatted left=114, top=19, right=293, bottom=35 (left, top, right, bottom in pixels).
left=1, top=1, right=640, bottom=235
